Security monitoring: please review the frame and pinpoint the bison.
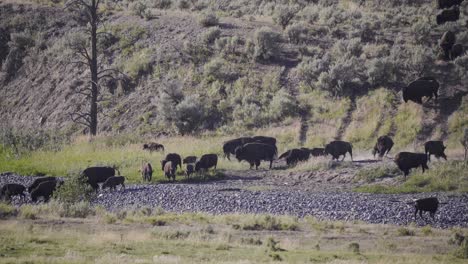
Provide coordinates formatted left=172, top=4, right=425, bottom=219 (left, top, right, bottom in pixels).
left=223, top=137, right=255, bottom=160
left=438, top=0, right=464, bottom=9
left=28, top=176, right=57, bottom=193
left=324, top=141, right=353, bottom=161
left=162, top=153, right=182, bottom=170
left=252, top=136, right=277, bottom=146
left=439, top=31, right=456, bottom=60
left=451, top=43, right=464, bottom=60
left=82, top=166, right=117, bottom=191
left=163, top=161, right=176, bottom=181
left=141, top=162, right=153, bottom=182
left=30, top=180, right=61, bottom=202
left=413, top=197, right=439, bottom=220
left=372, top=135, right=394, bottom=158
left=310, top=148, right=326, bottom=157
left=235, top=143, right=277, bottom=170
left=436, top=6, right=460, bottom=25
left=402, top=77, right=439, bottom=104
left=195, top=154, right=218, bottom=172
left=394, top=152, right=429, bottom=178
left=183, top=156, right=197, bottom=164
left=279, top=148, right=310, bottom=166
left=0, top=184, right=26, bottom=201
left=102, top=176, right=125, bottom=191
left=143, top=142, right=164, bottom=152
left=424, top=141, right=447, bottom=161
left=186, top=164, right=194, bottom=178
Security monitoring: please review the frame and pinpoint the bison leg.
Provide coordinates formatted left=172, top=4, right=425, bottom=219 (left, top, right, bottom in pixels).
left=341, top=154, right=345, bottom=161
left=269, top=159, right=273, bottom=169
left=414, top=208, right=419, bottom=220
left=255, top=160, right=261, bottom=170
left=249, top=162, right=254, bottom=169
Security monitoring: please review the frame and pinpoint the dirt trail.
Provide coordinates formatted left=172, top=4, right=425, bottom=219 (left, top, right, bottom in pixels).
left=335, top=97, right=356, bottom=140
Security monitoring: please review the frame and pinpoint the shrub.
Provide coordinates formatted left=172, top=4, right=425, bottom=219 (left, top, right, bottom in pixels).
left=266, top=237, right=281, bottom=252
left=204, top=57, right=231, bottom=81
left=454, top=240, right=468, bottom=259
left=177, top=0, right=190, bottom=9
left=366, top=57, right=397, bottom=86
left=173, top=95, right=207, bottom=135
left=130, top=1, right=151, bottom=19
left=198, top=12, right=219, bottom=27
left=19, top=205, right=38, bottom=220
left=285, top=22, right=309, bottom=44
left=273, top=5, right=298, bottom=29
left=397, top=227, right=415, bottom=236
left=53, top=173, right=94, bottom=204
left=250, top=27, right=281, bottom=61
left=348, top=242, right=360, bottom=254
left=59, top=202, right=94, bottom=218
left=201, top=27, right=221, bottom=45
left=295, top=55, right=331, bottom=86
left=152, top=0, right=172, bottom=9
left=269, top=89, right=297, bottom=120
left=123, top=48, right=153, bottom=79
left=0, top=203, right=16, bottom=218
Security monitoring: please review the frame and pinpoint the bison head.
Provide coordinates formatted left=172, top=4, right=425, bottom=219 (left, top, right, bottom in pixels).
left=143, top=144, right=148, bottom=150
left=235, top=146, right=244, bottom=162
left=402, top=87, right=409, bottom=102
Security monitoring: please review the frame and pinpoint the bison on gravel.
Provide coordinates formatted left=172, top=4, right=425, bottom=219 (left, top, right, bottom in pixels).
left=82, top=166, right=117, bottom=191
left=183, top=156, right=197, bottom=164
left=102, top=176, right=125, bottom=191
left=186, top=164, right=194, bottom=178
left=438, top=0, right=464, bottom=9
left=30, top=180, right=61, bottom=202
left=223, top=137, right=254, bottom=160
left=252, top=136, right=277, bottom=146
left=141, top=162, right=153, bottom=182
left=1, top=184, right=26, bottom=201
left=235, top=143, right=277, bottom=170
left=424, top=141, right=447, bottom=161
left=394, top=152, right=429, bottom=178
left=402, top=77, right=439, bottom=104
left=439, top=31, right=456, bottom=60
left=163, top=161, right=176, bottom=181
left=324, top=141, right=353, bottom=161
left=143, top=142, right=164, bottom=152
left=437, top=6, right=460, bottom=25
left=279, top=148, right=311, bottom=166
left=451, top=43, right=464, bottom=60
left=372, top=135, right=394, bottom=158
left=162, top=153, right=182, bottom=170
left=195, top=154, right=218, bottom=172
left=28, top=176, right=57, bottom=193
left=310, top=148, right=326, bottom=157
left=413, top=197, right=439, bottom=220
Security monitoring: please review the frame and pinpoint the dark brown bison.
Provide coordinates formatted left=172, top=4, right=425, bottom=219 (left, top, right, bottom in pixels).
left=252, top=136, right=277, bottom=146
left=402, top=78, right=439, bottom=104
left=372, top=135, right=394, bottom=158
left=183, top=156, right=197, bottom=164
left=163, top=161, right=176, bottom=181
left=82, top=166, right=117, bottom=191
left=223, top=137, right=255, bottom=160
left=195, top=154, right=218, bottom=172
left=28, top=176, right=57, bottom=193
left=102, top=176, right=125, bottom=191
left=162, top=153, right=182, bottom=170
left=141, top=162, right=153, bottom=182
left=424, top=141, right=447, bottom=161
left=451, top=43, right=464, bottom=60
left=235, top=143, right=277, bottom=169
left=186, top=164, right=194, bottom=178
left=394, top=152, right=429, bottom=178
left=279, top=148, right=310, bottom=166
left=310, top=148, right=326, bottom=157
left=438, top=0, right=464, bottom=9
left=436, top=6, right=460, bottom=25
left=30, top=180, right=61, bottom=202
left=439, top=31, right=456, bottom=60
left=1, top=184, right=26, bottom=201
left=143, top=142, right=164, bottom=152
left=324, top=141, right=353, bottom=161
left=413, top=197, right=439, bottom=220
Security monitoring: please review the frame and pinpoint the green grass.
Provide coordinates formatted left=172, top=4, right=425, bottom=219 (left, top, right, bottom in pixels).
left=393, top=102, right=423, bottom=149
left=355, top=161, right=468, bottom=193
left=448, top=95, right=468, bottom=148
left=354, top=163, right=401, bottom=183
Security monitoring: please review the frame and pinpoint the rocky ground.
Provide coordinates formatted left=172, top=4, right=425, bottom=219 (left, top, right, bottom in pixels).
left=1, top=167, right=467, bottom=229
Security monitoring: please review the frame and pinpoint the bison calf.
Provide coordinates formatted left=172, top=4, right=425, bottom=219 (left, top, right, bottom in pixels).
left=186, top=164, right=194, bottom=178
left=183, top=156, right=197, bottom=164
left=414, top=197, right=439, bottom=220
left=163, top=161, right=176, bottom=181
left=372, top=135, right=394, bottom=158
left=28, top=176, right=57, bottom=193
left=424, top=141, right=447, bottom=161
left=1, top=184, right=26, bottom=201
left=324, top=141, right=353, bottom=161
left=394, top=152, right=429, bottom=178
left=102, top=176, right=125, bottom=191
left=141, top=162, right=153, bottom=182
left=31, top=180, right=61, bottom=202
left=143, top=142, right=165, bottom=152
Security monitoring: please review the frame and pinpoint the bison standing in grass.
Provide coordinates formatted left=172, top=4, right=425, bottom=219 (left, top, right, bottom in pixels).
left=143, top=142, right=164, bottom=152
left=252, top=136, right=277, bottom=146
left=195, top=154, right=218, bottom=172
left=439, top=31, right=456, bottom=60
left=279, top=148, right=311, bottom=166
left=183, top=156, right=197, bottom=164
left=372, top=135, right=394, bottom=158
left=102, top=176, right=125, bottom=191
left=310, top=148, right=325, bottom=157
left=141, top=162, right=153, bottom=182
left=235, top=143, right=277, bottom=169
left=30, top=180, right=62, bottom=202
left=394, top=152, right=429, bottom=178
left=28, top=176, right=57, bottom=193
left=1, top=184, right=26, bottom=201
left=162, top=153, right=182, bottom=170
left=424, top=141, right=447, bottom=161
left=324, top=141, right=353, bottom=161
left=413, top=197, right=439, bottom=220
left=402, top=77, right=439, bottom=104
left=82, top=166, right=117, bottom=191
left=186, top=164, right=194, bottom=178
left=223, top=137, right=254, bottom=160
left=163, top=161, right=176, bottom=181
left=436, top=6, right=460, bottom=25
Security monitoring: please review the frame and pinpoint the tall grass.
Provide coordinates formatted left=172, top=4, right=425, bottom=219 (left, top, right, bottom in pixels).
left=393, top=102, right=423, bottom=149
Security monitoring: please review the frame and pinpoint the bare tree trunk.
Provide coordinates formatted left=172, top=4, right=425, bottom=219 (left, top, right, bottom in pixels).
left=90, top=0, right=98, bottom=136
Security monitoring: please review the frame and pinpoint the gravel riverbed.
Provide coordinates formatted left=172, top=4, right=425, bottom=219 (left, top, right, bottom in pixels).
left=1, top=172, right=467, bottom=228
